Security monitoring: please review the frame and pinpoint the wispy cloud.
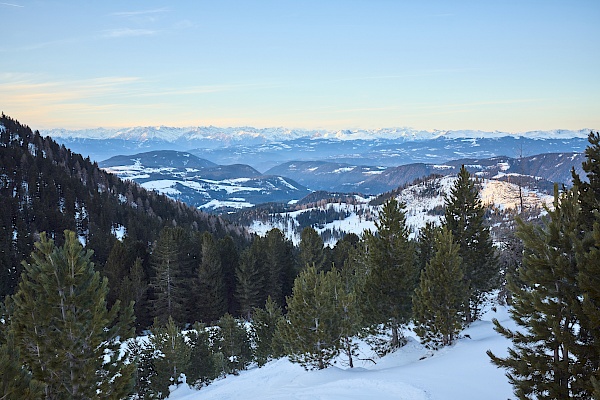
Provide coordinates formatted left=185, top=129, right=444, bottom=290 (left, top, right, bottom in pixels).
left=111, top=8, right=168, bottom=17
left=0, top=2, right=24, bottom=7
left=102, top=28, right=157, bottom=38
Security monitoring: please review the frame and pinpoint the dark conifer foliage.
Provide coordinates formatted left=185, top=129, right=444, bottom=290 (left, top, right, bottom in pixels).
left=194, top=232, right=227, bottom=323
left=413, top=228, right=467, bottom=348
left=488, top=189, right=591, bottom=399
left=298, top=226, right=326, bottom=271
left=361, top=198, right=418, bottom=350
left=0, top=114, right=249, bottom=299
left=443, top=165, right=499, bottom=323
left=10, top=230, right=135, bottom=399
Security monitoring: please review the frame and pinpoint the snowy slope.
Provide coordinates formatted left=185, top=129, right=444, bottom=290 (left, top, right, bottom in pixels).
left=247, top=176, right=552, bottom=246
left=168, top=306, right=516, bottom=400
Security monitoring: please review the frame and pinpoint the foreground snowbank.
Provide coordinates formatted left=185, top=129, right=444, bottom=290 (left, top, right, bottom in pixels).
left=169, top=307, right=515, bottom=400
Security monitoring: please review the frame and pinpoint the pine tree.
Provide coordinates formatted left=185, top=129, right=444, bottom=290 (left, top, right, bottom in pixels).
left=252, top=296, right=284, bottom=367
left=572, top=131, right=600, bottom=397
left=361, top=198, right=417, bottom=350
left=298, top=227, right=325, bottom=271
left=488, top=189, right=590, bottom=399
left=186, top=322, right=218, bottom=388
left=413, top=228, right=468, bottom=348
left=572, top=131, right=600, bottom=232
left=214, top=313, right=252, bottom=375
left=10, top=230, right=135, bottom=399
left=148, top=317, right=191, bottom=398
left=278, top=265, right=342, bottom=370
left=416, top=221, right=440, bottom=272
left=443, top=165, right=498, bottom=323
left=336, top=258, right=363, bottom=368
left=119, top=257, right=149, bottom=332
left=0, top=305, right=44, bottom=400
left=578, top=223, right=600, bottom=398
left=103, top=239, right=129, bottom=306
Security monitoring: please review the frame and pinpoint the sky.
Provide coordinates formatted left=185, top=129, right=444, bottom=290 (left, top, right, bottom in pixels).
left=1, top=1, right=599, bottom=132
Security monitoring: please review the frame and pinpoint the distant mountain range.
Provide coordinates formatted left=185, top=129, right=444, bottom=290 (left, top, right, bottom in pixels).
left=46, top=127, right=593, bottom=171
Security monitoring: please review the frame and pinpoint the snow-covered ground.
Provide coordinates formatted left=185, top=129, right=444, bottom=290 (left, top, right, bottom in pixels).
left=168, top=306, right=516, bottom=400
left=248, top=175, right=553, bottom=246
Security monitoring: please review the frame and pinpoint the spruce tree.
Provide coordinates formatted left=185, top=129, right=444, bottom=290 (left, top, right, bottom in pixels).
left=488, top=189, right=590, bottom=399
left=413, top=228, right=468, bottom=348
left=443, top=165, right=498, bottom=323
left=10, top=230, right=135, bottom=399
left=361, top=198, right=417, bottom=350
left=278, top=265, right=342, bottom=370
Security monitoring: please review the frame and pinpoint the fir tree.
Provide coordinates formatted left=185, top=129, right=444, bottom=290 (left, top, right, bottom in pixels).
left=361, top=198, right=417, bottom=350
left=488, top=189, right=590, bottom=399
left=10, top=230, right=135, bottom=399
left=443, top=165, right=498, bottom=323
left=278, top=265, right=342, bottom=370
left=413, top=228, right=468, bottom=348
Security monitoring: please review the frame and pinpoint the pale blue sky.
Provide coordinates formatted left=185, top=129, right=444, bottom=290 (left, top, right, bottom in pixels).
left=1, top=1, right=599, bottom=132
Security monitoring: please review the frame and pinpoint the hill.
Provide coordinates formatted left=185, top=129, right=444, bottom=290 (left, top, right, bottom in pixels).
left=266, top=153, right=585, bottom=194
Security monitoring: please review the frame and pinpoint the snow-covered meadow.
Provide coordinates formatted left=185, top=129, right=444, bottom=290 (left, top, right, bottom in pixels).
left=168, top=305, right=516, bottom=400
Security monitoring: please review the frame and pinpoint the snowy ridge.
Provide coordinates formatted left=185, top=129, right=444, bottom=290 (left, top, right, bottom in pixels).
left=247, top=176, right=552, bottom=246
left=42, top=125, right=594, bottom=143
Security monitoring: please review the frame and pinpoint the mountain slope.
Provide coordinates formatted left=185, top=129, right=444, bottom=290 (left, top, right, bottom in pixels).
left=0, top=114, right=249, bottom=297
left=101, top=150, right=311, bottom=211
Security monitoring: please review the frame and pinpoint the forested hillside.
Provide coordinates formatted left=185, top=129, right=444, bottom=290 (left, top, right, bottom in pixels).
left=0, top=114, right=249, bottom=300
